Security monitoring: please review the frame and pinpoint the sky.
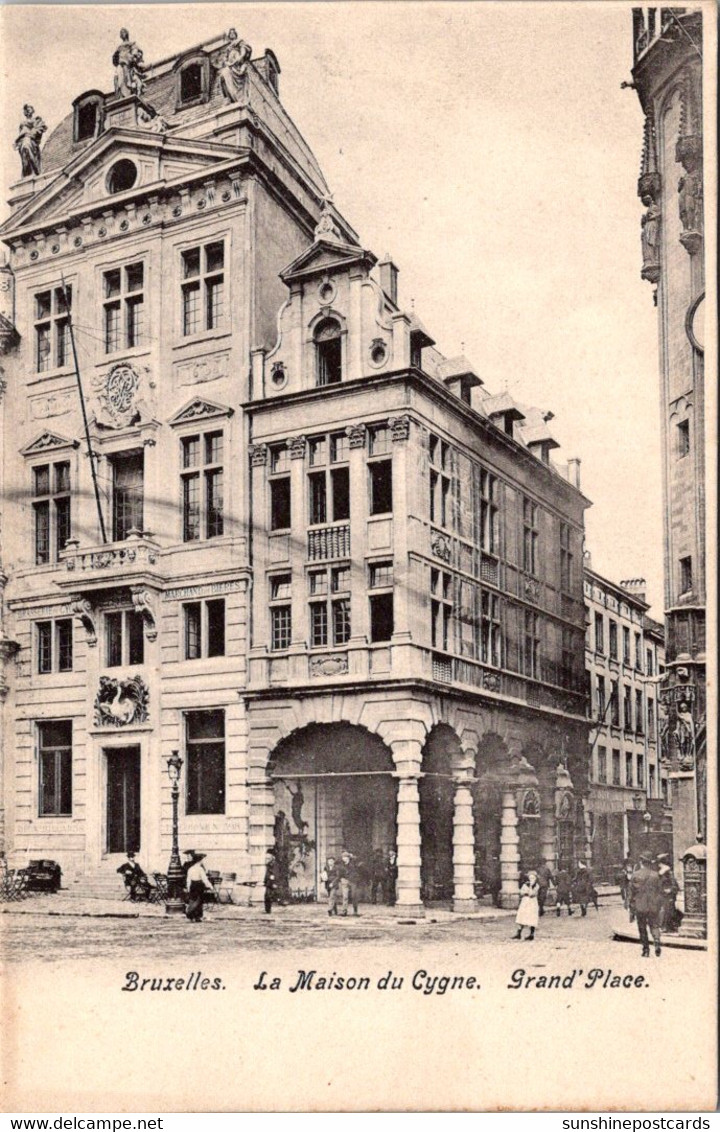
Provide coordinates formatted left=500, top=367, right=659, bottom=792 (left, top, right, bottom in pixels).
left=0, top=1, right=664, bottom=614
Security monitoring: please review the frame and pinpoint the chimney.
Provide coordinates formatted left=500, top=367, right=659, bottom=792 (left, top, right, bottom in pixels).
left=583, top=548, right=592, bottom=572
left=620, top=578, right=647, bottom=604
left=378, top=256, right=399, bottom=306
left=567, top=457, right=581, bottom=489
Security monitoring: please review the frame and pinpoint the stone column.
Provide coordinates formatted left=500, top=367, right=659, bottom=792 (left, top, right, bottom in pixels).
left=452, top=774, right=477, bottom=912
left=540, top=794, right=557, bottom=871
left=499, top=788, right=521, bottom=908
left=391, top=737, right=424, bottom=915
left=247, top=778, right=275, bottom=904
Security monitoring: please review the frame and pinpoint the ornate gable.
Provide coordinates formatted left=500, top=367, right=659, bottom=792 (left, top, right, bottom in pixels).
left=20, top=431, right=80, bottom=457
left=280, top=238, right=377, bottom=285
left=169, top=397, right=234, bottom=426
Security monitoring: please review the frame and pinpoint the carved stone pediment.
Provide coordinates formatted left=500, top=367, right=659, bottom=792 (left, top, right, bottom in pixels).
left=169, top=396, right=234, bottom=425
left=21, top=431, right=79, bottom=456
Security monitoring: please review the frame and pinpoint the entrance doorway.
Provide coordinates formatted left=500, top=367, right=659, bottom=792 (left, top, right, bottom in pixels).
left=106, top=746, right=141, bottom=854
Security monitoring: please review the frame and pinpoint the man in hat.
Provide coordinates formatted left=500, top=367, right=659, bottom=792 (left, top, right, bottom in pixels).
left=629, top=852, right=664, bottom=957
left=656, top=853, right=682, bottom=932
left=185, top=851, right=214, bottom=922
left=263, top=849, right=279, bottom=915
left=337, top=850, right=360, bottom=916
left=117, top=851, right=150, bottom=901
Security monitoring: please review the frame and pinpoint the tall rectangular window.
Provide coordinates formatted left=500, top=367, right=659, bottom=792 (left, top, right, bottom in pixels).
left=38, top=720, right=72, bottom=816
left=646, top=647, right=654, bottom=676
left=481, top=591, right=502, bottom=666
left=369, top=461, right=392, bottom=515
left=111, top=452, right=144, bottom=541
left=623, top=685, right=632, bottom=731
left=103, top=262, right=144, bottom=353
left=622, top=626, right=630, bottom=664
left=647, top=696, right=656, bottom=740
left=596, top=745, right=607, bottom=784
left=185, top=710, right=225, bottom=814
left=306, top=434, right=350, bottom=526
left=183, top=599, right=225, bottom=660
left=625, top=752, right=634, bottom=788
left=308, top=566, right=351, bottom=646
left=270, top=477, right=291, bottom=531
left=479, top=469, right=498, bottom=553
left=181, top=430, right=224, bottom=540
left=369, top=593, right=393, bottom=642
left=36, top=618, right=73, bottom=674
left=608, top=620, right=618, bottom=659
left=677, top=419, right=690, bottom=457
left=34, top=286, right=71, bottom=373
left=431, top=568, right=452, bottom=652
left=429, top=434, right=451, bottom=528
left=560, top=522, right=573, bottom=591
left=594, top=612, right=605, bottom=654
left=32, top=461, right=71, bottom=564
left=181, top=242, right=224, bottom=336
left=612, top=749, right=621, bottom=786
left=596, top=675, right=606, bottom=719
left=634, top=632, right=643, bottom=671
left=679, top=556, right=693, bottom=594
left=522, top=498, right=538, bottom=575
left=635, top=689, right=644, bottom=734
left=610, top=679, right=620, bottom=726
left=524, top=610, right=539, bottom=679
left=270, top=574, right=292, bottom=651
left=104, top=610, right=144, bottom=668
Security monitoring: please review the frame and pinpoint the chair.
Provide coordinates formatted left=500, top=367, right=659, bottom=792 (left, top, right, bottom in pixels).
left=216, top=872, right=237, bottom=904
left=151, top=873, right=169, bottom=903
left=205, top=870, right=222, bottom=905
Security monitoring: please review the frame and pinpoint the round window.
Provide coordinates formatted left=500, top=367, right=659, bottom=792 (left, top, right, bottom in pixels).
left=107, top=159, right=138, bottom=195
left=371, top=342, right=387, bottom=365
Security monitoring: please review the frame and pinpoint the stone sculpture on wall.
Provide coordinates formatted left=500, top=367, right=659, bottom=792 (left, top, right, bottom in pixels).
left=113, top=29, right=146, bottom=98
left=218, top=29, right=252, bottom=103
left=15, top=105, right=46, bottom=178
left=640, top=195, right=661, bottom=282
left=94, top=674, right=149, bottom=727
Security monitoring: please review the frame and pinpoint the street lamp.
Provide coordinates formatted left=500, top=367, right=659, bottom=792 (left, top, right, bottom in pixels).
left=165, top=750, right=185, bottom=914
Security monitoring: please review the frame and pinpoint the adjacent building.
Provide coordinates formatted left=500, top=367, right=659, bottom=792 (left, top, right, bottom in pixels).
left=631, top=7, right=707, bottom=874
left=0, top=28, right=592, bottom=912
left=584, top=564, right=668, bottom=880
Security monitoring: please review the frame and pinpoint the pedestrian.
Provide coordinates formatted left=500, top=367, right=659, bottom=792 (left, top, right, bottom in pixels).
left=385, top=849, right=398, bottom=906
left=535, top=862, right=555, bottom=917
left=185, top=851, right=214, bottom=922
left=337, top=850, right=359, bottom=916
left=263, top=849, right=279, bottom=914
left=513, top=870, right=540, bottom=940
left=555, top=868, right=573, bottom=915
left=629, top=851, right=664, bottom=957
left=320, top=855, right=339, bottom=915
left=369, top=848, right=386, bottom=905
left=656, top=853, right=682, bottom=932
left=117, top=851, right=150, bottom=901
left=482, top=853, right=502, bottom=907
left=572, top=861, right=594, bottom=916
left=617, top=857, right=634, bottom=909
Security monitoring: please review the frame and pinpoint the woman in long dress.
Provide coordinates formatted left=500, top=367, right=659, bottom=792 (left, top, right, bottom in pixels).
left=513, top=870, right=540, bottom=940
left=185, top=852, right=214, bottom=922
left=218, top=29, right=252, bottom=103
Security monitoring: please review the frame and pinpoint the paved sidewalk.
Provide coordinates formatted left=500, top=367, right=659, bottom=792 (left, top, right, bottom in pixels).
left=0, top=891, right=513, bottom=922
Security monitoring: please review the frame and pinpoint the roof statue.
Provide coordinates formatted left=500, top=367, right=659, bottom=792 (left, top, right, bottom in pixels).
left=113, top=28, right=146, bottom=98
left=314, top=198, right=343, bottom=242
left=217, top=28, right=252, bottom=103
left=15, top=105, right=46, bottom=178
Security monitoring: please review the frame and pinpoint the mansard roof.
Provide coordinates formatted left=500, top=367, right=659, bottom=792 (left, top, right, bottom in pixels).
left=33, top=34, right=328, bottom=193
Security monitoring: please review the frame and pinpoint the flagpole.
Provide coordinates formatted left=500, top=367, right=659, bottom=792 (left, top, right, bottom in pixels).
left=61, top=276, right=108, bottom=545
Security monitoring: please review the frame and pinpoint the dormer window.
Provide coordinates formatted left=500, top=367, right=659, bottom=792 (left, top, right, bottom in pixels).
left=73, top=91, right=104, bottom=143
left=315, top=318, right=342, bottom=386
left=176, top=55, right=210, bottom=108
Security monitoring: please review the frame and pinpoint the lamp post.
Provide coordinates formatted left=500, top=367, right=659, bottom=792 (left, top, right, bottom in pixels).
left=165, top=750, right=185, bottom=914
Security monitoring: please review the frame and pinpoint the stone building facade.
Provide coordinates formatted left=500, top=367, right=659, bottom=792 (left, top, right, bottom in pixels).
left=584, top=565, right=668, bottom=880
left=631, top=7, right=706, bottom=873
left=1, top=29, right=591, bottom=911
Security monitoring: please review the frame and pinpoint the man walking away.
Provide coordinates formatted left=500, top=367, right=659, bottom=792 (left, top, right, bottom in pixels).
left=535, top=862, right=554, bottom=917
left=630, top=852, right=664, bottom=957
left=337, top=850, right=359, bottom=916
left=555, top=868, right=573, bottom=916
left=263, top=849, right=279, bottom=915
left=572, top=861, right=594, bottom=916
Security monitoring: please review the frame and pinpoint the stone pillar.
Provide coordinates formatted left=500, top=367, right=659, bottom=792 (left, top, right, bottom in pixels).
left=452, top=774, right=477, bottom=912
left=391, top=737, right=424, bottom=915
left=499, top=788, right=521, bottom=908
left=248, top=778, right=275, bottom=904
left=540, top=791, right=557, bottom=871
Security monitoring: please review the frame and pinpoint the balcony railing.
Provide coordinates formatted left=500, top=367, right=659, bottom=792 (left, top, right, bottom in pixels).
left=307, top=524, right=351, bottom=561
left=58, top=534, right=163, bottom=587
